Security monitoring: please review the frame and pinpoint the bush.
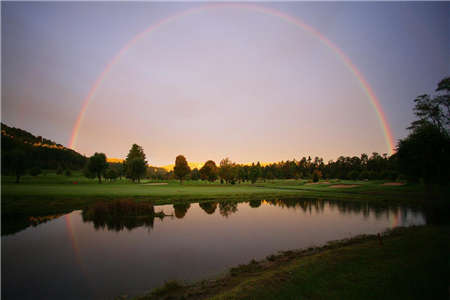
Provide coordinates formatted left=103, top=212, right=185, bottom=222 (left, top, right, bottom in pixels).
left=29, top=166, right=42, bottom=176
left=65, top=169, right=72, bottom=176
left=151, top=280, right=183, bottom=297
left=360, top=171, right=369, bottom=180
left=312, top=169, right=322, bottom=182
left=56, top=164, right=64, bottom=175
left=348, top=171, right=359, bottom=180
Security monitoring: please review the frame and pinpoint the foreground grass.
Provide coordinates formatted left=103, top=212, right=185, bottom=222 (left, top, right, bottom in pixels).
left=3, top=173, right=445, bottom=218
left=133, top=226, right=450, bottom=300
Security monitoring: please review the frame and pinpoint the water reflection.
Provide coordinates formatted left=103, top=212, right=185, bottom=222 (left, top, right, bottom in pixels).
left=249, top=200, right=262, bottom=208
left=2, top=198, right=430, bottom=300
left=199, top=202, right=218, bottom=214
left=219, top=201, right=238, bottom=217
left=173, top=203, right=191, bottom=219
left=2, top=198, right=440, bottom=237
left=82, top=199, right=168, bottom=232
left=79, top=198, right=434, bottom=232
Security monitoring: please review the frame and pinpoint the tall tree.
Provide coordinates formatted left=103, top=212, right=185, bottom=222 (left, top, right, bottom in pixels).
left=127, top=158, right=147, bottom=183
left=408, top=77, right=450, bottom=132
left=126, top=144, right=146, bottom=161
left=124, top=144, right=147, bottom=182
left=397, top=77, right=450, bottom=184
left=174, top=155, right=190, bottom=184
left=87, top=153, right=108, bottom=183
left=219, top=158, right=237, bottom=184
left=199, top=160, right=218, bottom=182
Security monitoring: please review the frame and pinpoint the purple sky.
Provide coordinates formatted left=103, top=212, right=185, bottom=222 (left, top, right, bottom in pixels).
left=2, top=2, right=449, bottom=166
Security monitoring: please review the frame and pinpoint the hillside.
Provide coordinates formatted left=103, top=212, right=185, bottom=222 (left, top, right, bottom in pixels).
left=1, top=123, right=87, bottom=171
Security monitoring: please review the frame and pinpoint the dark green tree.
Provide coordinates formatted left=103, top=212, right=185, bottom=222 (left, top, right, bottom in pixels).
left=4, top=149, right=27, bottom=183
left=174, top=155, right=190, bottom=184
left=87, top=152, right=108, bottom=183
left=124, top=144, right=147, bottom=182
left=126, top=158, right=147, bottom=183
left=397, top=77, right=450, bottom=185
left=105, top=167, right=119, bottom=181
left=397, top=123, right=449, bottom=184
left=29, top=166, right=42, bottom=177
left=248, top=163, right=260, bottom=184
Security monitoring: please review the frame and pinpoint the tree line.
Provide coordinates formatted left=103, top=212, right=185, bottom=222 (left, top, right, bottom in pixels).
left=1, top=123, right=87, bottom=183
left=3, top=77, right=449, bottom=185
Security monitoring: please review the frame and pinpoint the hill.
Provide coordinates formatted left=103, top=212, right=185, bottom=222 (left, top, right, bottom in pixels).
left=1, top=123, right=87, bottom=171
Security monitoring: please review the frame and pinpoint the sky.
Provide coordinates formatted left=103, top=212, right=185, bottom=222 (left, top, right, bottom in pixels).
left=2, top=2, right=449, bottom=166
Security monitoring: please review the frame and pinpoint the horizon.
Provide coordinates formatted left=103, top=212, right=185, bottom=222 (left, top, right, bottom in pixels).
left=2, top=2, right=449, bottom=166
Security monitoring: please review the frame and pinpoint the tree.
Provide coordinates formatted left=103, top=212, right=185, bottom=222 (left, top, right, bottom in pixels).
left=124, top=144, right=147, bottom=182
left=397, top=123, right=449, bottom=184
left=408, top=77, right=449, bottom=132
left=248, top=163, right=260, bottom=184
left=199, top=160, right=218, bottom=182
left=126, top=144, right=146, bottom=161
left=174, top=155, right=190, bottom=184
left=56, top=164, right=64, bottom=175
left=312, top=169, right=322, bottom=182
left=104, top=167, right=119, bottom=181
left=126, top=158, right=147, bottom=183
left=219, top=158, right=237, bottom=184
left=397, top=77, right=450, bottom=185
left=29, top=166, right=42, bottom=177
left=86, top=152, right=108, bottom=183
left=190, top=168, right=200, bottom=180
left=4, top=149, right=27, bottom=183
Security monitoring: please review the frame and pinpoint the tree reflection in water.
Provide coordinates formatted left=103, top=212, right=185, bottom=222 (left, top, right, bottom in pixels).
left=82, top=199, right=167, bottom=232
left=173, top=203, right=191, bottom=219
left=199, top=202, right=218, bottom=214
left=77, top=198, right=440, bottom=234
left=219, top=201, right=238, bottom=217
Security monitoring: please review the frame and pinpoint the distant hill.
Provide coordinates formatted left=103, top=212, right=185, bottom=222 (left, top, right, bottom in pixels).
left=161, top=162, right=205, bottom=171
left=107, top=158, right=124, bottom=164
left=1, top=123, right=87, bottom=170
left=160, top=161, right=272, bottom=171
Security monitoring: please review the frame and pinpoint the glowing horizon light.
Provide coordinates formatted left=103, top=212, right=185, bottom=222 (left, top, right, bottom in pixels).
left=69, top=3, right=396, bottom=155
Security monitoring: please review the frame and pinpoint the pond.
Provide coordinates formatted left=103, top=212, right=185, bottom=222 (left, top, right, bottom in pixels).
left=2, top=199, right=425, bottom=300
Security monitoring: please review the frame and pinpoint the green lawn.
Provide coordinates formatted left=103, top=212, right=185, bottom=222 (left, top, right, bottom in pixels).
left=135, top=226, right=450, bottom=300
left=2, top=172, right=445, bottom=217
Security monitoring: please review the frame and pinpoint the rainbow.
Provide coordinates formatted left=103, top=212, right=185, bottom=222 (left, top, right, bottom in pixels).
left=68, top=3, right=395, bottom=155
left=65, top=213, right=90, bottom=285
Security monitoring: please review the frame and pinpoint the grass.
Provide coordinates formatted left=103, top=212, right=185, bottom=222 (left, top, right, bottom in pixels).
left=3, top=172, right=446, bottom=218
left=133, top=225, right=450, bottom=300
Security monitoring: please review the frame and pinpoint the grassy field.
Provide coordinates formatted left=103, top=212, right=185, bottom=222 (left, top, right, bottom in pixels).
left=134, top=225, right=450, bottom=300
left=2, top=171, right=447, bottom=218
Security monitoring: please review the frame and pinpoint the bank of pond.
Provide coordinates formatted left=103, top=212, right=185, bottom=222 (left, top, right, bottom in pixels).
left=3, top=197, right=449, bottom=300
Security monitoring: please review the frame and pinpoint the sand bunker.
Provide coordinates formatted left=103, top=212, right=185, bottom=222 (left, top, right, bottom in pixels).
left=329, top=184, right=359, bottom=188
left=382, top=182, right=405, bottom=186
left=306, top=181, right=330, bottom=185
left=143, top=182, right=168, bottom=185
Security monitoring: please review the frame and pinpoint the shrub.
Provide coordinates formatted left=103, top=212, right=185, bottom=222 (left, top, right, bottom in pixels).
left=348, top=171, right=359, bottom=180
left=56, top=164, right=64, bottom=175
left=29, top=166, right=42, bottom=176
left=151, top=280, right=183, bottom=297
left=312, top=169, right=322, bottom=182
